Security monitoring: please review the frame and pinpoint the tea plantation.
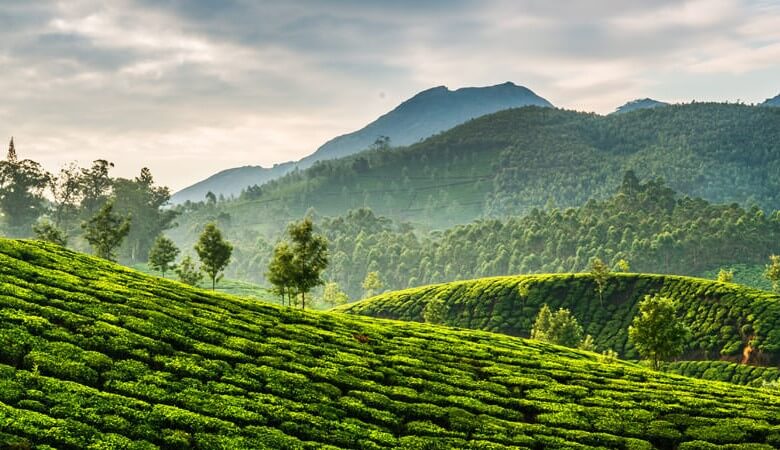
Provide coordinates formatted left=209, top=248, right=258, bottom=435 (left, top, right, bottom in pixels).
left=337, top=274, right=780, bottom=365
left=3, top=239, right=780, bottom=449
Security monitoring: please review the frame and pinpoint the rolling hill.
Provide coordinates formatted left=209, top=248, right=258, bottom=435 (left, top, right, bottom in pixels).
left=3, top=240, right=780, bottom=448
left=170, top=82, right=552, bottom=204
left=337, top=273, right=780, bottom=365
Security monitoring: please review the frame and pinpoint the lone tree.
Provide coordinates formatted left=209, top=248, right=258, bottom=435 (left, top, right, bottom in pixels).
left=81, top=200, right=131, bottom=261
left=267, top=241, right=295, bottom=306
left=590, top=257, right=611, bottom=305
left=194, top=223, right=233, bottom=290
left=717, top=268, right=735, bottom=283
left=32, top=218, right=67, bottom=246
left=148, top=235, right=180, bottom=278
left=361, top=271, right=383, bottom=298
left=423, top=296, right=447, bottom=324
left=765, top=255, right=780, bottom=292
left=531, top=304, right=588, bottom=348
left=175, top=255, right=203, bottom=286
left=628, top=294, right=690, bottom=370
left=287, top=218, right=328, bottom=310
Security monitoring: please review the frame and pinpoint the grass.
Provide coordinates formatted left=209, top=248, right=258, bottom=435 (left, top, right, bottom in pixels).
left=2, top=239, right=780, bottom=448
left=337, top=273, right=780, bottom=366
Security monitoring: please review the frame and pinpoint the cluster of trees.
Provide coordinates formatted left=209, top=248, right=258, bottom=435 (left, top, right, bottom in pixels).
left=530, top=294, right=690, bottom=370
left=0, top=139, right=176, bottom=263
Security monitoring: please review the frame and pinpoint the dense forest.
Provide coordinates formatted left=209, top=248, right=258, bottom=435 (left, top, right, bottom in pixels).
left=221, top=174, right=780, bottom=299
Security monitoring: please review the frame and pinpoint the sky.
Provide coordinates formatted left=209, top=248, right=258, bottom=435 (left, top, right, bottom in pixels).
left=1, top=0, right=779, bottom=192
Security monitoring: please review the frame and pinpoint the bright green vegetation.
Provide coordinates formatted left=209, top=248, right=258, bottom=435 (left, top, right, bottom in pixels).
left=701, top=264, right=772, bottom=291
left=665, top=361, right=780, bottom=387
left=338, top=273, right=780, bottom=364
left=4, top=240, right=780, bottom=448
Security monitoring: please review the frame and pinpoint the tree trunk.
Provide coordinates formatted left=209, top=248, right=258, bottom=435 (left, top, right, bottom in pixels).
left=301, top=291, right=306, bottom=310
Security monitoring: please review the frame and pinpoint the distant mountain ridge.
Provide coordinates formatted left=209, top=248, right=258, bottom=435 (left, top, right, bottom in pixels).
left=171, top=82, right=552, bottom=203
left=612, top=98, right=669, bottom=114
left=764, top=94, right=780, bottom=106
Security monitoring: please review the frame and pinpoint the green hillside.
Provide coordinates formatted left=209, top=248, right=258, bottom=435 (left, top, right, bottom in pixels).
left=338, top=273, right=780, bottom=364
left=4, top=240, right=780, bottom=448
left=172, top=103, right=780, bottom=241
left=665, top=361, right=780, bottom=387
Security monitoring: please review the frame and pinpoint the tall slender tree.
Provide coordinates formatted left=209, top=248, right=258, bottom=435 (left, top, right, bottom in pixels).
left=287, top=218, right=328, bottom=310
left=267, top=241, right=295, bottom=306
left=0, top=138, right=50, bottom=235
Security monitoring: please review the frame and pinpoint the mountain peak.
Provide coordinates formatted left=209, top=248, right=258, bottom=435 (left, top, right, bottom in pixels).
left=762, top=93, right=780, bottom=106
left=612, top=98, right=669, bottom=114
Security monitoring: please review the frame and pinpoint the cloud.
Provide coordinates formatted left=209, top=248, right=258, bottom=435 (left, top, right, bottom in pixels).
left=0, top=0, right=778, bottom=190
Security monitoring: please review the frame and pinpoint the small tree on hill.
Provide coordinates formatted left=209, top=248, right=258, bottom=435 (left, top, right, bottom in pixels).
left=616, top=259, right=630, bottom=273
left=361, top=271, right=383, bottom=298
left=81, top=200, right=131, bottom=261
left=32, top=218, right=67, bottom=246
left=423, top=296, right=447, bottom=324
left=195, top=223, right=233, bottom=290
left=628, top=294, right=690, bottom=370
left=287, top=218, right=328, bottom=310
left=149, top=235, right=179, bottom=278
left=321, top=281, right=349, bottom=308
left=765, top=255, right=780, bottom=292
left=590, top=257, right=610, bottom=305
left=175, top=255, right=203, bottom=286
left=717, top=268, right=734, bottom=283
left=531, top=304, right=589, bottom=349
left=267, top=241, right=295, bottom=306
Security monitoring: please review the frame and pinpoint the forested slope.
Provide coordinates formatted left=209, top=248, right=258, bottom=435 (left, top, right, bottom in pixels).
left=338, top=273, right=780, bottom=364
left=4, top=240, right=780, bottom=448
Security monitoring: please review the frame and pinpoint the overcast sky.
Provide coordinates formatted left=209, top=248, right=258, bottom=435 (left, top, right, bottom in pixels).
left=2, top=0, right=779, bottom=191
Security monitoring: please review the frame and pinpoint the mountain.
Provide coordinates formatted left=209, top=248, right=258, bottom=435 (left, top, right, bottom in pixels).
left=338, top=272, right=780, bottom=366
left=3, top=239, right=780, bottom=448
left=611, top=98, right=669, bottom=114
left=170, top=82, right=552, bottom=203
left=763, top=93, right=780, bottom=106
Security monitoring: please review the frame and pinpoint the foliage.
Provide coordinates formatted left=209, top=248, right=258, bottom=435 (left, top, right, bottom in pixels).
left=287, top=218, right=329, bottom=309
left=361, top=271, right=383, bottom=299
left=148, top=235, right=180, bottom=278
left=31, top=219, right=67, bottom=246
left=195, top=223, right=233, bottom=290
left=717, top=268, right=735, bottom=283
left=629, top=295, right=691, bottom=370
left=422, top=297, right=447, bottom=324
left=174, top=255, right=203, bottom=286
left=320, top=281, right=349, bottom=308
left=81, top=200, right=131, bottom=261
left=267, top=241, right=295, bottom=307
left=590, top=257, right=610, bottom=305
left=338, top=272, right=780, bottom=365
left=1, top=239, right=780, bottom=448
left=765, top=255, right=780, bottom=292
left=616, top=259, right=630, bottom=273
left=531, top=304, right=585, bottom=348
left=0, top=139, right=49, bottom=235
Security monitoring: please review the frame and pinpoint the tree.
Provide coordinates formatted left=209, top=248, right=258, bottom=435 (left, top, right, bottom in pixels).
left=0, top=138, right=50, bottom=235
left=765, top=255, right=780, bottom=292
left=616, top=259, right=630, bottom=273
left=287, top=218, right=328, bottom=310
left=48, top=162, right=83, bottom=229
left=628, top=294, right=690, bottom=370
left=148, top=235, right=180, bottom=278
left=590, top=257, right=610, bottom=305
left=194, top=223, right=233, bottom=290
left=81, top=200, right=131, bottom=261
left=267, top=241, right=295, bottom=306
left=423, top=296, right=447, bottom=324
left=578, top=334, right=597, bottom=352
left=361, top=271, right=383, bottom=298
left=531, top=304, right=586, bottom=348
left=78, top=160, right=114, bottom=218
left=32, top=218, right=67, bottom=246
left=321, top=281, right=349, bottom=308
left=717, top=268, right=734, bottom=283
left=175, top=255, right=203, bottom=286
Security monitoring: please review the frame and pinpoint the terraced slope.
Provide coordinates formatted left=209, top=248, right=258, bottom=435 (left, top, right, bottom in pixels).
left=3, top=240, right=780, bottom=448
left=666, top=361, right=780, bottom=387
left=338, top=273, right=780, bottom=364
